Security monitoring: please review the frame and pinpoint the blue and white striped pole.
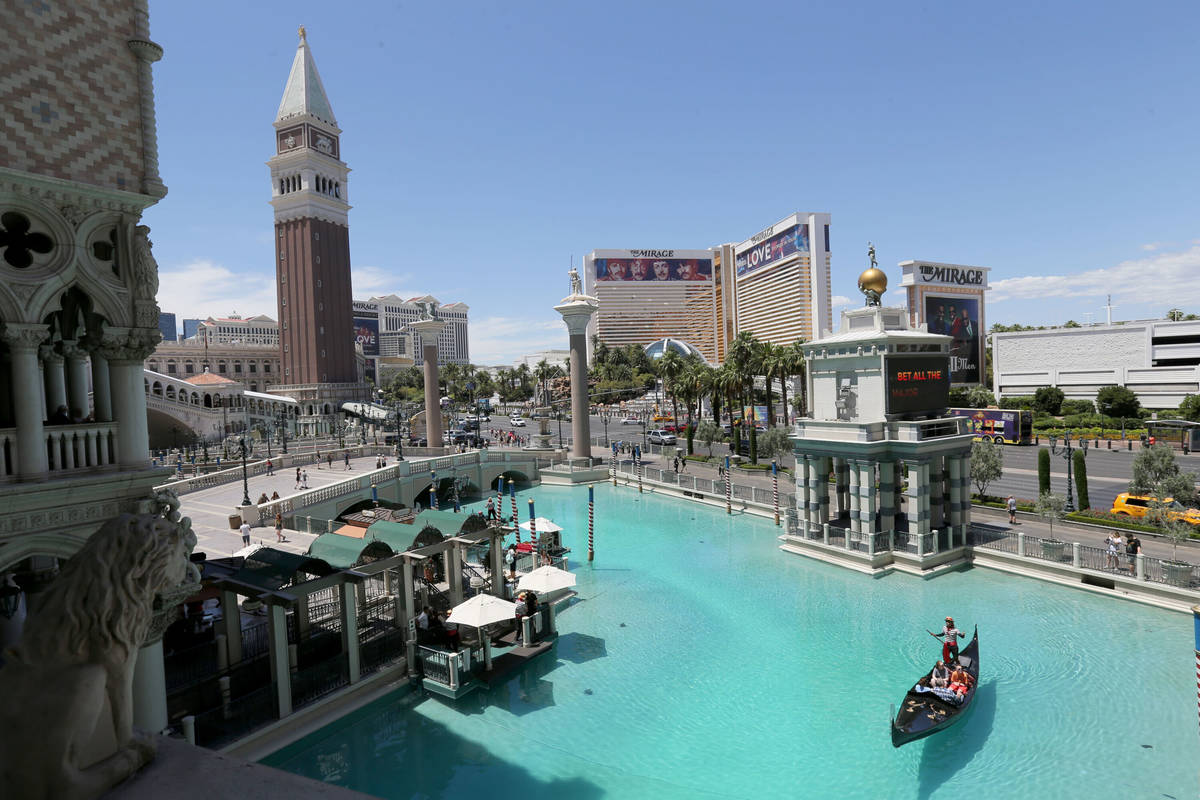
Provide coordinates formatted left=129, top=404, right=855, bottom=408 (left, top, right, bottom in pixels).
left=635, top=445, right=643, bottom=494
left=772, top=460, right=780, bottom=526
left=588, top=485, right=595, bottom=562
left=430, top=470, right=439, bottom=510
left=725, top=455, right=732, bottom=515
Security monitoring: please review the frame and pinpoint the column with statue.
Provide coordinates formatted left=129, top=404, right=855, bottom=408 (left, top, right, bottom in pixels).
left=554, top=266, right=599, bottom=461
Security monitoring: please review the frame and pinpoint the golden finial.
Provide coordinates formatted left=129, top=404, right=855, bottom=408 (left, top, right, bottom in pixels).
left=298, top=25, right=307, bottom=42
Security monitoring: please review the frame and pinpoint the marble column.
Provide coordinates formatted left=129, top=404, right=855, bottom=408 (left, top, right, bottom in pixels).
left=847, top=459, right=862, bottom=536
left=877, top=460, right=896, bottom=545
left=339, top=582, right=360, bottom=685
left=410, top=319, right=446, bottom=450
left=815, top=455, right=832, bottom=525
left=40, top=345, right=67, bottom=418
left=905, top=459, right=931, bottom=549
left=132, top=581, right=195, bottom=734
left=1, top=324, right=50, bottom=478
left=859, top=461, right=877, bottom=544
left=797, top=455, right=813, bottom=532
left=834, top=458, right=850, bottom=519
left=87, top=347, right=113, bottom=422
left=61, top=341, right=91, bottom=420
left=929, top=454, right=945, bottom=531
left=101, top=329, right=158, bottom=469
left=554, top=294, right=599, bottom=461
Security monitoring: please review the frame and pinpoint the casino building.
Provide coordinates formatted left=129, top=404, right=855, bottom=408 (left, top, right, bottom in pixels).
left=584, top=248, right=725, bottom=364
left=733, top=212, right=833, bottom=346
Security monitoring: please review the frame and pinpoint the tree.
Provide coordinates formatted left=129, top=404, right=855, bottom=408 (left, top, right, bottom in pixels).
left=1037, top=447, right=1051, bottom=495
left=970, top=440, right=1004, bottom=497
left=1095, top=385, right=1141, bottom=419
left=1033, top=386, right=1065, bottom=415
left=757, top=427, right=792, bottom=460
left=1034, top=492, right=1067, bottom=540
left=657, top=348, right=685, bottom=434
left=1178, top=394, right=1200, bottom=422
left=1166, top=308, right=1185, bottom=322
left=1072, top=449, right=1090, bottom=509
left=695, top=420, right=722, bottom=457
left=1130, top=444, right=1198, bottom=506
left=727, top=332, right=761, bottom=463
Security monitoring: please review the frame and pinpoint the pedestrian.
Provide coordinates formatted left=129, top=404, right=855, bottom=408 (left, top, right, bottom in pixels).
left=295, top=467, right=301, bottom=489
left=1109, top=531, right=1124, bottom=571
left=266, top=458, right=274, bottom=476
left=274, top=511, right=286, bottom=543
left=1104, top=532, right=1118, bottom=569
left=344, top=452, right=351, bottom=470
left=1126, top=533, right=1142, bottom=575
left=239, top=519, right=251, bottom=548
left=1006, top=495, right=1017, bottom=524
left=301, top=469, right=310, bottom=488
left=679, top=457, right=686, bottom=473
left=673, top=456, right=680, bottom=473
left=327, top=453, right=333, bottom=470
left=506, top=543, right=517, bottom=580
left=486, top=497, right=496, bottom=521
left=315, top=449, right=321, bottom=467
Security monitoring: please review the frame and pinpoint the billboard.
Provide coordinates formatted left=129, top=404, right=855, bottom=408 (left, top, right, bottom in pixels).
left=354, top=316, right=379, bottom=356
left=594, top=257, right=712, bottom=282
left=742, top=405, right=769, bottom=426
left=885, top=356, right=950, bottom=415
left=735, top=224, right=809, bottom=277
left=923, top=295, right=982, bottom=384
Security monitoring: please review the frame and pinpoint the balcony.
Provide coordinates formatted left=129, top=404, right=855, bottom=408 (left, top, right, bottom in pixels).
left=0, top=422, right=120, bottom=481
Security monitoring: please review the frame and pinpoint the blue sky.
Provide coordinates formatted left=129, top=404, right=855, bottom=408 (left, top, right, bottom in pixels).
left=145, top=0, right=1200, bottom=363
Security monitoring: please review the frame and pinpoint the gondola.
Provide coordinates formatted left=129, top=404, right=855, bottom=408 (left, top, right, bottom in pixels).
left=890, top=626, right=979, bottom=748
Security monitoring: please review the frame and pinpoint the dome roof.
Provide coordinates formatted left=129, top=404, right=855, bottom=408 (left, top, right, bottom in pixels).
left=643, top=338, right=709, bottom=365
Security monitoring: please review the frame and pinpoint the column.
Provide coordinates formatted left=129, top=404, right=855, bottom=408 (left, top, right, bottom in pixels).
left=267, top=602, right=292, bottom=717
left=101, top=329, right=157, bottom=469
left=61, top=341, right=91, bottom=420
left=220, top=589, right=243, bottom=664
left=815, top=456, right=832, bottom=525
left=554, top=296, right=599, bottom=461
left=489, top=529, right=505, bottom=596
left=929, top=455, right=945, bottom=531
left=410, top=319, right=446, bottom=450
left=847, top=459, right=862, bottom=537
left=860, top=461, right=878, bottom=548
left=835, top=458, right=850, bottom=520
left=402, top=557, right=418, bottom=678
left=797, top=455, right=813, bottom=533
left=447, top=542, right=463, bottom=605
left=878, top=460, right=896, bottom=548
left=339, top=582, right=360, bottom=685
left=948, top=454, right=966, bottom=545
left=41, top=345, right=66, bottom=417
left=1, top=324, right=50, bottom=478
left=906, top=459, right=930, bottom=551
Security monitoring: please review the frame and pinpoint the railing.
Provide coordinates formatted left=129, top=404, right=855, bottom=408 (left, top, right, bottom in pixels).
left=417, top=645, right=470, bottom=690
left=967, top=526, right=1200, bottom=591
left=156, top=443, right=379, bottom=495
left=610, top=459, right=796, bottom=513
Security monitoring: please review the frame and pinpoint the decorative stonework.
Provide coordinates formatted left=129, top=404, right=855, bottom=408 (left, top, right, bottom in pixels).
left=0, top=322, right=50, bottom=351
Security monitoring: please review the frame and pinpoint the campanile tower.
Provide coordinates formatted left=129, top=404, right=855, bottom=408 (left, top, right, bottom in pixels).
left=268, top=27, right=364, bottom=429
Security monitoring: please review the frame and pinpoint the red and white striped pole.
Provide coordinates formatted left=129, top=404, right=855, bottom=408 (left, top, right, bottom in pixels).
left=772, top=459, right=780, bottom=526
left=1193, top=605, right=1199, bottom=735
left=636, top=445, right=643, bottom=494
left=610, top=443, right=617, bottom=486
left=528, top=498, right=538, bottom=563
left=588, top=485, right=595, bottom=562
left=725, top=455, right=732, bottom=515
left=509, top=479, right=519, bottom=542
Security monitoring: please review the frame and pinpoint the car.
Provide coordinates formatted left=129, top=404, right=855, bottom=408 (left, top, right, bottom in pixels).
left=620, top=417, right=640, bottom=425
left=461, top=419, right=480, bottom=431
left=510, top=417, right=526, bottom=427
left=1111, top=493, right=1200, bottom=525
left=408, top=436, right=428, bottom=447
left=648, top=429, right=676, bottom=445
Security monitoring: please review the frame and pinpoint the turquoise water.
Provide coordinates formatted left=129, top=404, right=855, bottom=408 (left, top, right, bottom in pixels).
left=265, top=484, right=1199, bottom=799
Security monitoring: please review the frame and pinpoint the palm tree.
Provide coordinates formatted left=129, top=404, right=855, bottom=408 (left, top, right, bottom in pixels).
left=534, top=359, right=556, bottom=406
left=657, top=348, right=685, bottom=433
left=760, top=342, right=783, bottom=427
left=786, top=340, right=807, bottom=420
left=515, top=363, right=533, bottom=399
left=712, top=364, right=741, bottom=451
left=727, top=332, right=760, bottom=462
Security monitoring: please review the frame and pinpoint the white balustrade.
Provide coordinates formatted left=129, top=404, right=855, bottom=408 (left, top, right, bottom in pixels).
left=41, top=422, right=119, bottom=474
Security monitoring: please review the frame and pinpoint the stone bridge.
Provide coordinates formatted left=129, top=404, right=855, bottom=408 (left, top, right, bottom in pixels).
left=143, top=368, right=298, bottom=448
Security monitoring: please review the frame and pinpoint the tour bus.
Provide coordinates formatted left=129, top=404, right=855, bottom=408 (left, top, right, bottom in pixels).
left=948, top=408, right=1034, bottom=445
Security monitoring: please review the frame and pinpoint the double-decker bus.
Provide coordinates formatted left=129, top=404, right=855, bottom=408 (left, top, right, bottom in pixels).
left=948, top=408, right=1034, bottom=445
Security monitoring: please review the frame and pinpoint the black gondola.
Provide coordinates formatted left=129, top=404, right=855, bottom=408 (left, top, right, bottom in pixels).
left=890, top=626, right=979, bottom=748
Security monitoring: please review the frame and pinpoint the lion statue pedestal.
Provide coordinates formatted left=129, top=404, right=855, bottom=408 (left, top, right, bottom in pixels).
left=0, top=495, right=197, bottom=800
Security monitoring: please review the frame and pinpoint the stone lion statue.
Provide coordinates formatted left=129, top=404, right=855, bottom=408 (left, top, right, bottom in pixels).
left=0, top=504, right=197, bottom=800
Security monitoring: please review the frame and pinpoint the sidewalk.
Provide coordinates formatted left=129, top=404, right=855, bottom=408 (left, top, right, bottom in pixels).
left=179, top=455, right=382, bottom=559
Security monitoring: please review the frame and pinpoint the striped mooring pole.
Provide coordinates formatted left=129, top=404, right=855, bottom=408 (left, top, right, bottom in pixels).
left=725, top=455, right=732, bottom=515
left=636, top=445, right=643, bottom=494
left=430, top=471, right=439, bottom=510
left=772, top=460, right=780, bottom=526
left=528, top=498, right=538, bottom=561
left=1194, top=605, right=1200, bottom=735
left=495, top=476, right=503, bottom=522
left=610, top=443, right=617, bottom=486
left=588, top=485, right=595, bottom=562
left=509, top=479, right=519, bottom=542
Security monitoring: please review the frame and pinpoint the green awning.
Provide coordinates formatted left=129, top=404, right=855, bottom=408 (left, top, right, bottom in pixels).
left=413, top=509, right=484, bottom=537
left=365, top=520, right=421, bottom=553
left=307, top=533, right=375, bottom=570
left=229, top=547, right=334, bottom=590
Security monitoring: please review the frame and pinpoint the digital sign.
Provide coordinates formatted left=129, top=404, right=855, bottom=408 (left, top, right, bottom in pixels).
left=593, top=258, right=712, bottom=282
left=734, top=224, right=810, bottom=277
left=923, top=295, right=982, bottom=385
left=885, top=356, right=950, bottom=415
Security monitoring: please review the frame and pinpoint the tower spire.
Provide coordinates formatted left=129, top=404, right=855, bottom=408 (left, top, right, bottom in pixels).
left=276, top=26, right=336, bottom=126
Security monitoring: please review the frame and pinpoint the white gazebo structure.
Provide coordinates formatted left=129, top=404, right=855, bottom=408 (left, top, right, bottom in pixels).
left=782, top=266, right=975, bottom=576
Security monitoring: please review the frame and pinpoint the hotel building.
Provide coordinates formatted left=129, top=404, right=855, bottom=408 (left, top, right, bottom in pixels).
left=732, top=212, right=833, bottom=345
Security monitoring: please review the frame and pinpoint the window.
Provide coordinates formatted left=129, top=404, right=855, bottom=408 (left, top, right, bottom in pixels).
left=249, top=363, right=257, bottom=373
left=218, top=361, right=226, bottom=372
left=264, top=363, right=272, bottom=373
left=233, top=362, right=242, bottom=374
left=185, top=363, right=195, bottom=374
left=316, top=279, right=322, bottom=288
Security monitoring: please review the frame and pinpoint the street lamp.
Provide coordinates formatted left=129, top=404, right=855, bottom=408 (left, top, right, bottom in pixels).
left=641, top=412, right=648, bottom=450
left=1049, top=431, right=1088, bottom=512
left=556, top=409, right=564, bottom=448
left=601, top=409, right=610, bottom=447
left=263, top=424, right=273, bottom=459
left=277, top=409, right=289, bottom=454
left=238, top=436, right=251, bottom=507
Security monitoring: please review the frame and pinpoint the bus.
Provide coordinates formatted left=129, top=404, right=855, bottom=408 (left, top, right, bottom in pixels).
left=948, top=408, right=1034, bottom=445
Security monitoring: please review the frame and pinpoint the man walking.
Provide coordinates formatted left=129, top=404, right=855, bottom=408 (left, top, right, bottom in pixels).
left=239, top=519, right=251, bottom=549
left=295, top=467, right=302, bottom=490
left=301, top=469, right=310, bottom=488
left=344, top=452, right=351, bottom=470
left=1007, top=495, right=1017, bottom=524
left=266, top=458, right=274, bottom=476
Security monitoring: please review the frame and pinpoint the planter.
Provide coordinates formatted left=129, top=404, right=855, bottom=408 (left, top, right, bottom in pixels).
left=1162, top=560, right=1194, bottom=588
left=1041, top=539, right=1066, bottom=561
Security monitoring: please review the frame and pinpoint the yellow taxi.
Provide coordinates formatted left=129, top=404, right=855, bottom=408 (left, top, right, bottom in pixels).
left=1110, top=493, right=1200, bottom=526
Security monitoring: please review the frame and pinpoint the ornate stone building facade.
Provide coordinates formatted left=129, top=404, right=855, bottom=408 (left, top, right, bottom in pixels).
left=0, top=0, right=169, bottom=594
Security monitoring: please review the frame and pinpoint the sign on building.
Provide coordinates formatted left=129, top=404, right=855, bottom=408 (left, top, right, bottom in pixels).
left=899, top=260, right=989, bottom=386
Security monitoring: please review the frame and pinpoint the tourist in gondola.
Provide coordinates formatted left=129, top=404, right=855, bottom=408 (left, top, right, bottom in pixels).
left=932, top=616, right=965, bottom=664
left=930, top=660, right=950, bottom=689
left=949, top=663, right=972, bottom=698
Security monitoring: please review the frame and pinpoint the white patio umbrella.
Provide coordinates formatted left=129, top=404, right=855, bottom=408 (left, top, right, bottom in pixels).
left=448, top=593, right=519, bottom=670
left=517, top=565, right=577, bottom=594
left=517, top=517, right=563, bottom=534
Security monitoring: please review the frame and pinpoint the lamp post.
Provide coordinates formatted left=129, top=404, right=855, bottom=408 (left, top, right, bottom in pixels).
left=263, top=424, right=273, bottom=459
left=556, top=410, right=564, bottom=449
left=602, top=410, right=610, bottom=447
left=1049, top=430, right=1087, bottom=512
left=641, top=413, right=648, bottom=451
left=277, top=410, right=289, bottom=454
left=238, top=436, right=251, bottom=507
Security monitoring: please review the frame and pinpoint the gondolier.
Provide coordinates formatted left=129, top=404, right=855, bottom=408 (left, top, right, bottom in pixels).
left=933, top=616, right=965, bottom=664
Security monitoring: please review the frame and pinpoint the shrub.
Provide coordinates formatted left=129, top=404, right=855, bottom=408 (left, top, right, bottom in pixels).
left=1034, top=387, right=1065, bottom=415
left=1060, top=399, right=1095, bottom=415
left=1000, top=395, right=1036, bottom=410
left=1038, top=448, right=1051, bottom=495
left=1072, top=449, right=1089, bottom=509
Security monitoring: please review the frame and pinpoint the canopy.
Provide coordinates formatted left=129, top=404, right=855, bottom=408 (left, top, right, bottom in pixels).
left=228, top=546, right=334, bottom=590
left=307, top=533, right=372, bottom=569
left=518, top=517, right=563, bottom=534
left=365, top=520, right=421, bottom=553
left=448, top=593, right=517, bottom=629
left=517, top=565, right=577, bottom=594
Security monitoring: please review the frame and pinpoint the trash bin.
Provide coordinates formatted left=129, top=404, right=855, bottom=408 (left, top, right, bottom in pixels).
left=228, top=514, right=242, bottom=530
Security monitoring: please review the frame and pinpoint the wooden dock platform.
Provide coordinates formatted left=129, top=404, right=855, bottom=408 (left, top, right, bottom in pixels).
left=480, top=640, right=554, bottom=686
